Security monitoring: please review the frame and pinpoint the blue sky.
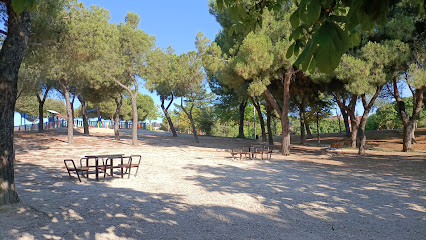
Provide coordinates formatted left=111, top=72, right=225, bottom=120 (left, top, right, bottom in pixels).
left=82, top=0, right=220, bottom=55
left=78, top=0, right=221, bottom=116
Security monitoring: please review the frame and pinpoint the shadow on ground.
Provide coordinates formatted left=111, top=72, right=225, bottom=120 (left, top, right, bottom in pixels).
left=1, top=154, right=425, bottom=239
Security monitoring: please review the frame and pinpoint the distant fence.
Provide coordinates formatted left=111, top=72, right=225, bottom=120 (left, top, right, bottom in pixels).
left=14, top=120, right=146, bottom=132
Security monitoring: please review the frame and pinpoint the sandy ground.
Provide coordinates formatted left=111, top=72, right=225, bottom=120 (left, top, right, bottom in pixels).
left=0, top=128, right=425, bottom=240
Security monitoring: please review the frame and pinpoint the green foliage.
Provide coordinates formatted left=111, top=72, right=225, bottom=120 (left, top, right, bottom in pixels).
left=211, top=121, right=239, bottom=137
left=365, top=114, right=380, bottom=131
left=15, top=95, right=38, bottom=117
left=375, top=102, right=401, bottom=129
left=134, top=93, right=156, bottom=122
left=45, top=98, right=67, bottom=115
left=291, top=116, right=341, bottom=134
left=144, top=47, right=177, bottom=101
left=11, top=0, right=36, bottom=13
left=196, top=108, right=215, bottom=136
left=217, top=0, right=423, bottom=73
left=233, top=32, right=275, bottom=96
left=407, top=64, right=426, bottom=89
left=334, top=40, right=410, bottom=96
left=234, top=32, right=274, bottom=81
left=366, top=97, right=426, bottom=130
left=16, top=96, right=66, bottom=119
left=361, top=40, right=410, bottom=83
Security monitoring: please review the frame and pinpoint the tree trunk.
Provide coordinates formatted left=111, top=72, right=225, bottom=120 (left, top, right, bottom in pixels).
left=180, top=98, right=199, bottom=143
left=252, top=98, right=266, bottom=142
left=346, top=95, right=358, bottom=148
left=237, top=100, right=247, bottom=138
left=38, top=97, right=44, bottom=132
left=59, top=80, right=74, bottom=144
left=358, top=88, right=382, bottom=155
left=264, top=67, right=292, bottom=155
left=350, top=117, right=359, bottom=148
left=357, top=112, right=368, bottom=155
left=299, top=98, right=306, bottom=145
left=393, top=80, right=425, bottom=152
left=305, top=123, right=312, bottom=138
left=266, top=103, right=274, bottom=145
left=71, top=94, right=75, bottom=121
left=130, top=92, right=138, bottom=145
left=342, top=111, right=350, bottom=137
left=0, top=5, right=31, bottom=206
left=161, top=97, right=177, bottom=137
left=410, top=122, right=417, bottom=144
left=113, top=72, right=140, bottom=145
left=36, top=86, right=51, bottom=133
left=77, top=95, right=89, bottom=135
left=113, top=93, right=123, bottom=141
left=188, top=113, right=199, bottom=143
left=402, top=122, right=413, bottom=152
left=316, top=112, right=320, bottom=145
left=334, top=95, right=351, bottom=137
left=281, top=69, right=291, bottom=156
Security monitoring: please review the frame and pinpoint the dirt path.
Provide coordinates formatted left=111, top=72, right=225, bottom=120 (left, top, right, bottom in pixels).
left=1, top=128, right=425, bottom=239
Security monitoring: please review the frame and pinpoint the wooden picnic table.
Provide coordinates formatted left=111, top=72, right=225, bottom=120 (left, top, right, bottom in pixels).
left=84, top=154, right=124, bottom=180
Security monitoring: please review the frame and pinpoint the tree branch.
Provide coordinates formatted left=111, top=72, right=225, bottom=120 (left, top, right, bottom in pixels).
left=393, top=79, right=403, bottom=103
left=361, top=94, right=367, bottom=109
left=412, top=85, right=426, bottom=121
left=0, top=29, right=7, bottom=35
left=364, top=86, right=383, bottom=111
left=166, top=94, right=174, bottom=110
left=263, top=89, right=282, bottom=117
left=114, top=79, right=132, bottom=93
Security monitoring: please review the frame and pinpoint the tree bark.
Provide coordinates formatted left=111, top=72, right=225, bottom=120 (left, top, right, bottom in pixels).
left=237, top=100, right=247, bottom=138
left=345, top=95, right=358, bottom=148
left=393, top=79, right=425, bottom=151
left=334, top=94, right=351, bottom=137
left=264, top=67, right=293, bottom=155
left=357, top=111, right=369, bottom=155
left=113, top=73, right=139, bottom=145
left=71, top=94, right=75, bottom=121
left=342, top=111, right=350, bottom=137
left=59, top=80, right=73, bottom=144
left=180, top=98, right=199, bottom=143
left=316, top=112, right=320, bottom=145
left=305, top=123, right=312, bottom=138
left=161, top=96, right=177, bottom=137
left=77, top=95, right=89, bottom=135
left=410, top=122, right=417, bottom=144
left=36, top=86, right=51, bottom=133
left=358, top=87, right=382, bottom=155
left=130, top=91, right=138, bottom=145
left=0, top=4, right=31, bottom=206
left=113, top=93, right=123, bottom=141
left=280, top=69, right=292, bottom=156
left=252, top=98, right=266, bottom=142
left=298, top=97, right=306, bottom=145
left=266, top=103, right=274, bottom=145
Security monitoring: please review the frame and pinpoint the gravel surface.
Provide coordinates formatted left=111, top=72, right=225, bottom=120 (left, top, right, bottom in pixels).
left=1, top=128, right=425, bottom=239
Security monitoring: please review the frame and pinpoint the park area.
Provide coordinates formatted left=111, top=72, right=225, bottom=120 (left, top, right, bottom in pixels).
left=0, top=128, right=425, bottom=239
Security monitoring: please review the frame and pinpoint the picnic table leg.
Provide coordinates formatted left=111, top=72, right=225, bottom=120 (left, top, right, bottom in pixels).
left=121, top=157, right=124, bottom=178
left=86, top=158, right=89, bottom=179
left=110, top=158, right=113, bottom=177
left=95, top=158, right=99, bottom=181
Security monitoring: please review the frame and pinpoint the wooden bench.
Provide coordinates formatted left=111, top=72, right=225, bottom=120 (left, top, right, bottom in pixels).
left=330, top=142, right=344, bottom=148
left=64, top=159, right=89, bottom=182
left=231, top=148, right=251, bottom=160
left=251, top=144, right=274, bottom=160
